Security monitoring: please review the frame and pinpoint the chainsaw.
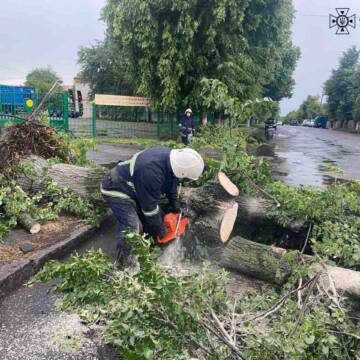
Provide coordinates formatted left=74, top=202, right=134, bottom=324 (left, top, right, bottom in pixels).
left=157, top=209, right=189, bottom=245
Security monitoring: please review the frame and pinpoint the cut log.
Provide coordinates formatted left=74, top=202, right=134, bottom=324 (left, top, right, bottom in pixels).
left=235, top=195, right=306, bottom=232
left=183, top=173, right=239, bottom=247
left=218, top=171, right=239, bottom=197
left=17, top=213, right=41, bottom=234
left=220, top=204, right=239, bottom=243
left=220, top=236, right=360, bottom=300
left=220, top=237, right=292, bottom=284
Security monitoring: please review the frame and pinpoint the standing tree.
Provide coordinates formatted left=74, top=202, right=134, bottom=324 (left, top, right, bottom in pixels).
left=284, top=110, right=299, bottom=123
left=324, top=46, right=360, bottom=120
left=25, top=67, right=63, bottom=93
left=78, top=40, right=137, bottom=96
left=80, top=0, right=299, bottom=111
left=297, top=95, right=325, bottom=120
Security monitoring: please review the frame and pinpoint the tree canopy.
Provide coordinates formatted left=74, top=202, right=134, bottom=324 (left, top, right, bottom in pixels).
left=78, top=40, right=137, bottom=96
left=25, top=67, right=62, bottom=93
left=324, top=46, right=360, bottom=121
left=79, top=0, right=299, bottom=111
left=297, top=95, right=325, bottom=120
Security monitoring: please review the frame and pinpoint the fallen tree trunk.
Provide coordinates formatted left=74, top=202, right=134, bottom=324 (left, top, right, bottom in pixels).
left=220, top=236, right=360, bottom=301
left=16, top=155, right=107, bottom=202
left=220, top=237, right=292, bottom=285
left=235, top=195, right=306, bottom=232
left=17, top=213, right=41, bottom=234
left=159, top=172, right=240, bottom=262
left=18, top=157, right=241, bottom=247
left=16, top=157, right=303, bottom=248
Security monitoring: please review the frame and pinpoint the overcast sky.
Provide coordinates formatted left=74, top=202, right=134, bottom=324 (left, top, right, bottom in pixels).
left=0, top=0, right=105, bottom=85
left=1, top=0, right=360, bottom=115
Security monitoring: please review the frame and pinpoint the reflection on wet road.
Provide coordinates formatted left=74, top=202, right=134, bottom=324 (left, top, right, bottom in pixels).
left=271, top=126, right=360, bottom=187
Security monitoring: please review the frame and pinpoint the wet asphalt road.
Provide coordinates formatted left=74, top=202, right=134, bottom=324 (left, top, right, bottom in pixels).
left=0, top=223, right=119, bottom=360
left=272, top=126, right=360, bottom=187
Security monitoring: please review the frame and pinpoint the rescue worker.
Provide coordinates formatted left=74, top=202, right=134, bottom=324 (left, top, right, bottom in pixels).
left=180, top=108, right=195, bottom=145
left=101, top=147, right=204, bottom=268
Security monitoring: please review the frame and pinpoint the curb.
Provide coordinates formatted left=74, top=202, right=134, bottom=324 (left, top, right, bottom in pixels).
left=0, top=214, right=112, bottom=300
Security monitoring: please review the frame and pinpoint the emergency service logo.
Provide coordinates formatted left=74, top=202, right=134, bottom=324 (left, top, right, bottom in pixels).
left=329, top=8, right=356, bottom=34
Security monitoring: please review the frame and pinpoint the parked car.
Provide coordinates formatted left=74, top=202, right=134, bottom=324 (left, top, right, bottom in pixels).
left=277, top=121, right=283, bottom=126
left=302, top=119, right=309, bottom=126
left=302, top=119, right=315, bottom=127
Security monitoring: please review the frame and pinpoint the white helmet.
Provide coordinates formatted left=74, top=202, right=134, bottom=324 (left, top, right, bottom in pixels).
left=185, top=108, right=193, bottom=115
left=170, top=148, right=204, bottom=180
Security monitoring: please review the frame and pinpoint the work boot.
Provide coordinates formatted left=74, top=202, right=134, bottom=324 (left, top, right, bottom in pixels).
left=116, top=249, right=129, bottom=270
left=117, top=250, right=140, bottom=274
left=123, top=255, right=140, bottom=275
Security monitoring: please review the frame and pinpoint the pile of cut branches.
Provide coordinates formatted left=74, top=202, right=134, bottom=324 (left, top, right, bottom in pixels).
left=33, top=232, right=360, bottom=359
left=0, top=121, right=67, bottom=177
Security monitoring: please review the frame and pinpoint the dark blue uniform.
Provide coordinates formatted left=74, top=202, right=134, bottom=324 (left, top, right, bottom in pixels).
left=180, top=115, right=195, bottom=145
left=101, top=147, right=178, bottom=258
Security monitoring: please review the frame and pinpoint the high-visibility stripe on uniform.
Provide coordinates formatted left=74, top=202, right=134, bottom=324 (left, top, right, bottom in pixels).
left=127, top=181, right=135, bottom=190
left=100, top=186, right=131, bottom=200
left=142, top=205, right=160, bottom=217
left=117, top=150, right=144, bottom=177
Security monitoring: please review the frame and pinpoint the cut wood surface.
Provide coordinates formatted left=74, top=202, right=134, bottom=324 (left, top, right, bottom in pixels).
left=220, top=203, right=239, bottom=243
left=17, top=213, right=41, bottom=234
left=218, top=171, right=239, bottom=197
left=183, top=173, right=239, bottom=246
left=220, top=236, right=360, bottom=300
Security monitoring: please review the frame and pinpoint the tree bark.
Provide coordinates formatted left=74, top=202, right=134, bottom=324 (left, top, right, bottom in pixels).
left=220, top=236, right=360, bottom=300
left=235, top=195, right=305, bottom=232
left=16, top=155, right=107, bottom=202
left=220, top=236, right=292, bottom=285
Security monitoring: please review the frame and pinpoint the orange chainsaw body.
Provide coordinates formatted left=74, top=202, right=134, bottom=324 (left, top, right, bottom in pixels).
left=157, top=213, right=189, bottom=245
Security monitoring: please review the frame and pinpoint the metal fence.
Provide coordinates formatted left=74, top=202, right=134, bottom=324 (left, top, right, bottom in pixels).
left=1, top=90, right=215, bottom=139
left=69, top=103, right=215, bottom=140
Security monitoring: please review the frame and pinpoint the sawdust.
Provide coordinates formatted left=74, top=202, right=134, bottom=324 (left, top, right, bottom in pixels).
left=0, top=311, right=112, bottom=360
left=156, top=237, right=186, bottom=266
left=0, top=217, right=83, bottom=266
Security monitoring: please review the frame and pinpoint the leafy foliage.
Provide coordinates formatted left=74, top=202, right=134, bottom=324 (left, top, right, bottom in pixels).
left=284, top=95, right=326, bottom=123
left=0, top=181, right=104, bottom=240
left=192, top=124, right=250, bottom=149
left=78, top=40, right=137, bottom=96
left=25, top=67, right=63, bottom=93
left=297, top=95, right=326, bottom=120
left=192, top=127, right=360, bottom=270
left=33, top=233, right=360, bottom=359
left=324, top=46, right=360, bottom=121
left=80, top=0, right=299, bottom=111
left=200, top=79, right=277, bottom=125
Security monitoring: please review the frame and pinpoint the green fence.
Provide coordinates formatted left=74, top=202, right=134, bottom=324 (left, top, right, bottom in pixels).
left=39, top=91, right=69, bottom=132
left=1, top=90, right=215, bottom=140
left=76, top=103, right=216, bottom=140
left=0, top=90, right=69, bottom=132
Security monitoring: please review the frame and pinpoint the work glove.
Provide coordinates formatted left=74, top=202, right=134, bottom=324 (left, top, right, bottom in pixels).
left=156, top=224, right=168, bottom=239
left=169, top=200, right=182, bottom=214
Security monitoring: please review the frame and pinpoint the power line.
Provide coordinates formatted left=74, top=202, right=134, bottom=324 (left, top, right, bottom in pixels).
left=296, top=13, right=329, bottom=18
